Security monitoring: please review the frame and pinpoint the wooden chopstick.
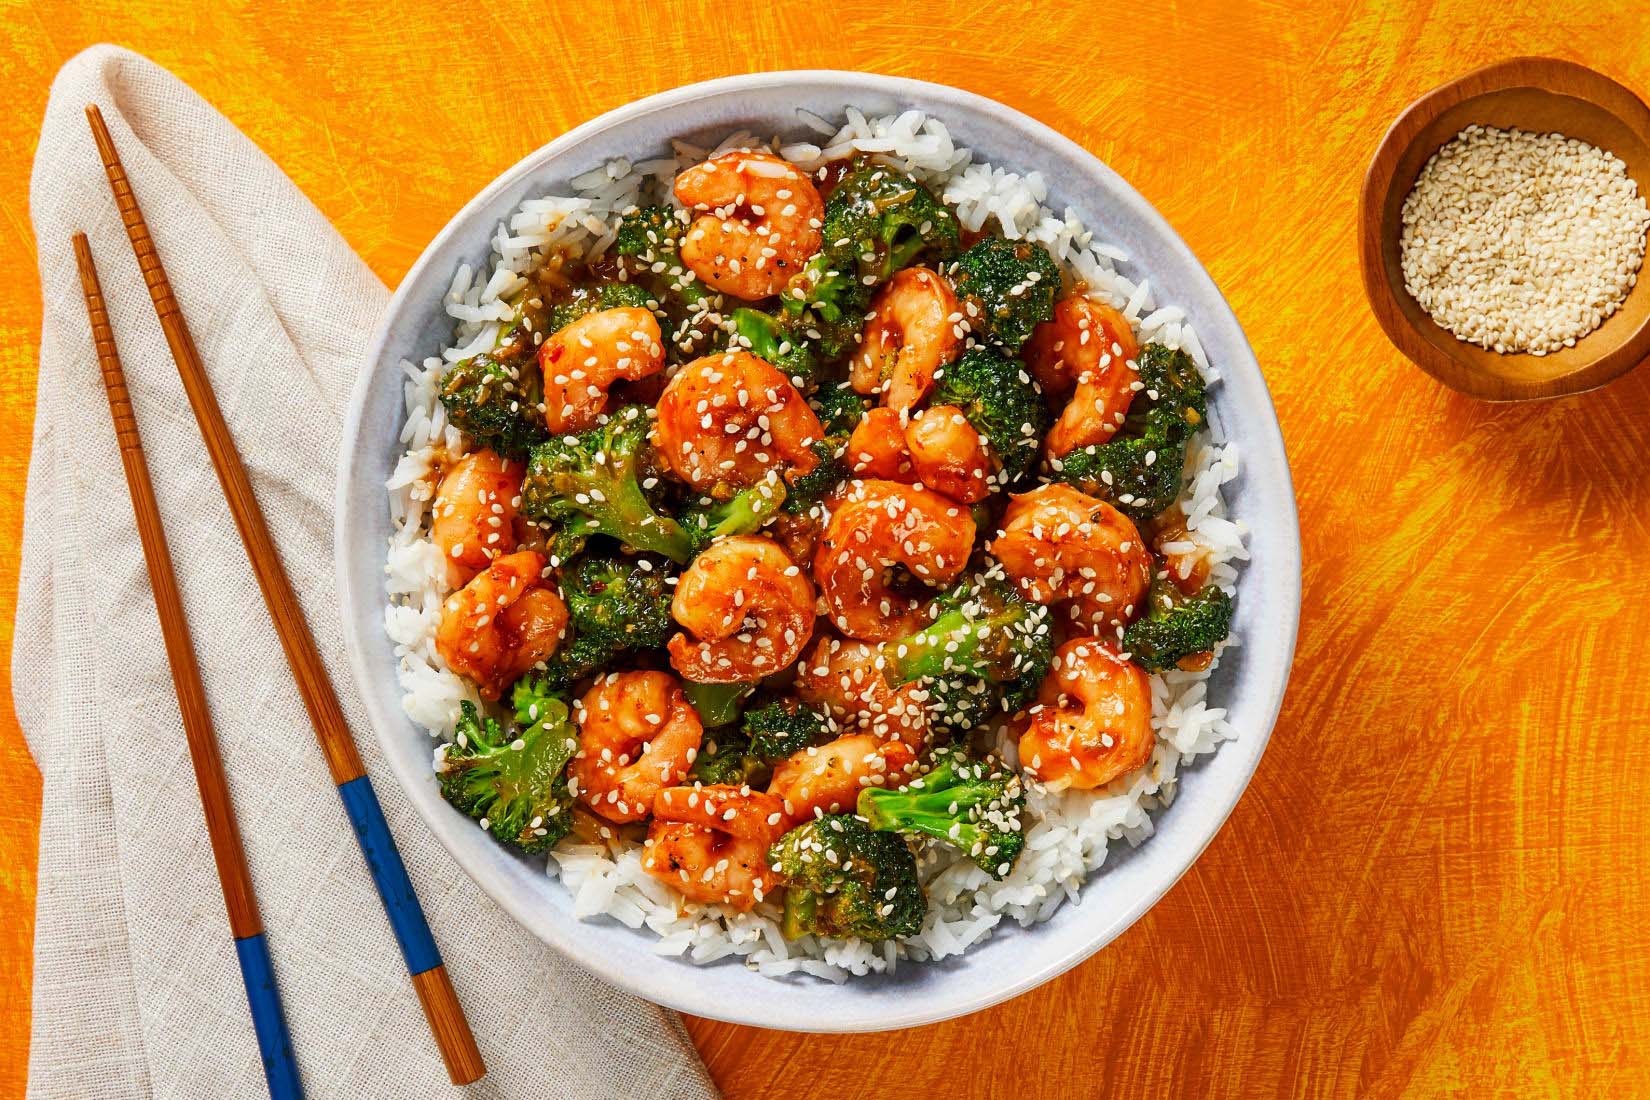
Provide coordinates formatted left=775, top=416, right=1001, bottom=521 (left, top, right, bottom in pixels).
left=84, top=104, right=486, bottom=1087
left=73, top=232, right=305, bottom=1100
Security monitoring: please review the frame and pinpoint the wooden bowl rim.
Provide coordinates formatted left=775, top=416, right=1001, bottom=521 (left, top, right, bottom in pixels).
left=1359, top=56, right=1650, bottom=401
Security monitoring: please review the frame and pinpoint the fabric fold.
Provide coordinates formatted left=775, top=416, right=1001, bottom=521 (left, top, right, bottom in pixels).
left=15, top=43, right=718, bottom=1100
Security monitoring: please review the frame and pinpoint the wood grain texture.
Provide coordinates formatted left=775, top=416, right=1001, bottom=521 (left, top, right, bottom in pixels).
left=2, top=1, right=1649, bottom=1098
left=1361, top=56, right=1650, bottom=399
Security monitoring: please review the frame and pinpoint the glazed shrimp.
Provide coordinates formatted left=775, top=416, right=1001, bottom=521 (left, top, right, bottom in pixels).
left=431, top=448, right=523, bottom=586
left=435, top=550, right=567, bottom=700
left=989, top=483, right=1152, bottom=631
left=903, top=404, right=991, bottom=504
left=812, top=480, right=977, bottom=642
left=536, top=306, right=665, bottom=434
left=668, top=536, right=815, bottom=683
left=846, top=406, right=914, bottom=481
left=849, top=267, right=963, bottom=414
left=673, top=151, right=824, bottom=300
left=652, top=350, right=823, bottom=495
left=768, top=733, right=918, bottom=823
left=793, top=635, right=930, bottom=748
left=570, top=671, right=704, bottom=823
left=1024, top=296, right=1140, bottom=458
left=642, top=783, right=788, bottom=909
left=1018, top=637, right=1153, bottom=791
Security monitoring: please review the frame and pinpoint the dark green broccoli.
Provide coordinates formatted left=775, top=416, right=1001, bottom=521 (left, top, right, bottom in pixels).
left=614, top=205, right=711, bottom=307
left=949, top=236, right=1061, bottom=353
left=885, top=573, right=1052, bottom=696
left=769, top=815, right=925, bottom=942
left=784, top=162, right=958, bottom=318
left=1122, top=572, right=1233, bottom=672
left=439, top=353, right=547, bottom=458
left=741, top=698, right=829, bottom=762
left=680, top=475, right=788, bottom=555
left=683, top=680, right=756, bottom=728
left=783, top=384, right=868, bottom=515
left=521, top=404, right=693, bottom=562
left=731, top=307, right=818, bottom=387
left=1049, top=343, right=1208, bottom=520
left=545, top=280, right=654, bottom=335
left=437, top=680, right=578, bottom=854
left=540, top=555, right=675, bottom=685
left=688, top=731, right=768, bottom=787
left=857, top=747, right=1026, bottom=878
left=929, top=346, right=1048, bottom=483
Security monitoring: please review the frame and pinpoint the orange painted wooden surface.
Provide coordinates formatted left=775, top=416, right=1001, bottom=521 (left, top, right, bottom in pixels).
left=3, top=2, right=1649, bottom=1097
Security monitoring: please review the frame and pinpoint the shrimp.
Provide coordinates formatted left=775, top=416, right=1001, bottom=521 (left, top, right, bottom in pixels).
left=903, top=404, right=991, bottom=504
left=812, top=480, right=977, bottom=642
left=849, top=267, right=963, bottom=414
left=1024, top=296, right=1141, bottom=458
left=430, top=448, right=522, bottom=586
left=673, top=151, right=824, bottom=300
left=768, top=733, right=918, bottom=823
left=569, top=671, right=704, bottom=823
left=1018, top=637, right=1153, bottom=791
left=536, top=306, right=665, bottom=434
left=846, top=406, right=914, bottom=481
left=668, top=536, right=815, bottom=683
left=989, top=483, right=1152, bottom=631
left=435, top=550, right=567, bottom=700
left=793, top=635, right=930, bottom=748
left=642, top=782, right=788, bottom=909
left=651, top=350, right=823, bottom=496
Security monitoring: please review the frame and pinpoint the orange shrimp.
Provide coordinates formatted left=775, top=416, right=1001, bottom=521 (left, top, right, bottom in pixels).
left=537, top=306, right=665, bottom=434
left=673, top=151, right=825, bottom=300
left=430, top=449, right=522, bottom=586
left=812, top=480, right=977, bottom=641
left=569, top=671, right=704, bottom=823
left=989, top=483, right=1152, bottom=631
left=1018, top=637, right=1154, bottom=791
left=1024, top=296, right=1141, bottom=459
left=434, top=549, right=566, bottom=700
left=642, top=783, right=789, bottom=911
left=793, top=635, right=931, bottom=749
left=767, top=733, right=918, bottom=823
left=849, top=267, right=963, bottom=414
left=667, top=536, right=815, bottom=683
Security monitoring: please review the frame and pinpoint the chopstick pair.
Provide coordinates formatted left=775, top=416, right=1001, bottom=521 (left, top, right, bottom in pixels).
left=75, top=104, right=486, bottom=1094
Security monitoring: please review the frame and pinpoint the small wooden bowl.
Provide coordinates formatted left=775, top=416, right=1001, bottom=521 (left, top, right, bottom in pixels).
left=1361, top=57, right=1650, bottom=400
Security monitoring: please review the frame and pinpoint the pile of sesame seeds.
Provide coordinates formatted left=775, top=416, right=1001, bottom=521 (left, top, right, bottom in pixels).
left=1399, top=125, right=1650, bottom=355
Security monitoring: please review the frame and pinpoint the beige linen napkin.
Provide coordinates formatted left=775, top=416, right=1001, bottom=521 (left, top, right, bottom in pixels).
left=13, top=44, right=719, bottom=1100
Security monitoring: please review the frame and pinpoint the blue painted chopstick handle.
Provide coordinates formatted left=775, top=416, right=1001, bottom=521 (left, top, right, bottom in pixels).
left=337, top=775, right=443, bottom=976
left=233, top=933, right=304, bottom=1100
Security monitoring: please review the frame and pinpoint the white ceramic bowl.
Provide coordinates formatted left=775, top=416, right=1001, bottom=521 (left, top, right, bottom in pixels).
left=336, top=71, right=1300, bottom=1032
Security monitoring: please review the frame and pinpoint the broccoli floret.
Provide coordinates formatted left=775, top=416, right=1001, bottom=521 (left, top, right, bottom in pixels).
left=857, top=747, right=1026, bottom=878
left=1122, top=573, right=1234, bottom=672
left=930, top=346, right=1048, bottom=483
left=769, top=815, right=925, bottom=941
left=783, top=384, right=868, bottom=515
left=439, top=353, right=548, bottom=458
left=683, top=680, right=756, bottom=728
left=437, top=685, right=579, bottom=854
left=615, top=205, right=711, bottom=307
left=521, top=405, right=693, bottom=562
left=680, top=474, right=788, bottom=554
left=731, top=307, right=818, bottom=387
left=540, top=554, right=675, bottom=685
left=1050, top=343, right=1208, bottom=521
left=950, top=237, right=1061, bottom=353
left=741, top=698, right=828, bottom=762
left=688, top=731, right=768, bottom=786
left=784, top=162, right=958, bottom=319
left=885, top=573, right=1052, bottom=693
left=545, top=280, right=654, bottom=335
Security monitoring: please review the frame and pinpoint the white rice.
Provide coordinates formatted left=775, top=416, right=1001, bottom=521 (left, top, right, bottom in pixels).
left=382, top=109, right=1248, bottom=980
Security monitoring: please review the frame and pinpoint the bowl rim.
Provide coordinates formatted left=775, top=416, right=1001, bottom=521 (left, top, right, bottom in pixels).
left=1359, top=55, right=1650, bottom=401
left=336, top=69, right=1301, bottom=1031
